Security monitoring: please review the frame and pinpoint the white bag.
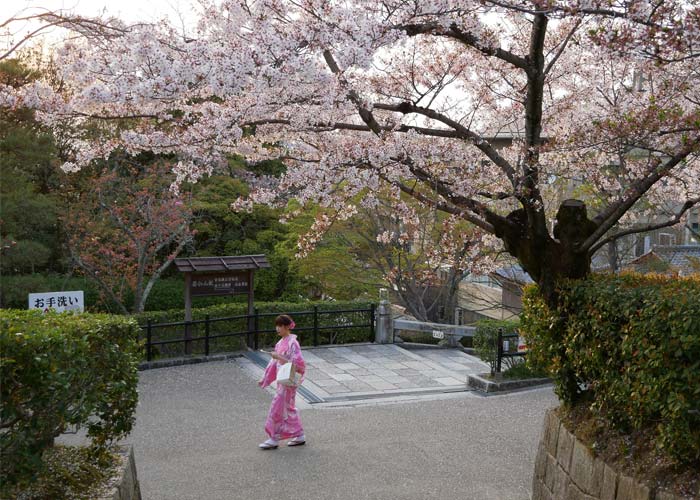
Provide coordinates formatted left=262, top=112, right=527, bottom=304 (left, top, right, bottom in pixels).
left=275, top=362, right=298, bottom=386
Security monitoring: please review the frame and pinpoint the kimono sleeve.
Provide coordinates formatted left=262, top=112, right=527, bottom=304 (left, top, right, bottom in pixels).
left=259, top=358, right=277, bottom=388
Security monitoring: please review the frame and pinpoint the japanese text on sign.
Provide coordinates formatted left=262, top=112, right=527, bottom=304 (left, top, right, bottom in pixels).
left=28, top=291, right=84, bottom=313
left=191, top=273, right=249, bottom=296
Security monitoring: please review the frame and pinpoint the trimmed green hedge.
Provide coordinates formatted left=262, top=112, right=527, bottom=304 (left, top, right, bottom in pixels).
left=0, top=310, right=141, bottom=491
left=522, top=273, right=700, bottom=463
left=136, top=300, right=375, bottom=358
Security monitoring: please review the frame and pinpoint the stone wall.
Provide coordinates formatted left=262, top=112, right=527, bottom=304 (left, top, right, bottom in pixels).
left=98, top=445, right=142, bottom=500
left=532, top=409, right=686, bottom=500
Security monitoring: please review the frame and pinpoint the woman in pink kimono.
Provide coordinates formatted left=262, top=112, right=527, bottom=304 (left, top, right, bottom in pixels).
left=258, top=314, right=306, bottom=449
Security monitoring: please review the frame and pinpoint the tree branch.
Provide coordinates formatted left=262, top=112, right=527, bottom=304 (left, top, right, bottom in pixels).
left=590, top=196, right=700, bottom=254
left=543, top=19, right=582, bottom=76
left=323, top=49, right=383, bottom=135
left=138, top=232, right=191, bottom=313
left=581, top=140, right=700, bottom=252
left=373, top=101, right=517, bottom=184
left=397, top=22, right=529, bottom=70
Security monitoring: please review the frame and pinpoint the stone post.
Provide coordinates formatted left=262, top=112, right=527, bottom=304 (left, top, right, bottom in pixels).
left=375, top=288, right=393, bottom=344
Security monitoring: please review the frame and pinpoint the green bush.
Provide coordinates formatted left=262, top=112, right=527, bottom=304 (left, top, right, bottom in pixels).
left=0, top=310, right=141, bottom=491
left=503, top=359, right=548, bottom=379
left=522, top=273, right=700, bottom=463
left=472, top=318, right=521, bottom=374
left=136, top=300, right=375, bottom=358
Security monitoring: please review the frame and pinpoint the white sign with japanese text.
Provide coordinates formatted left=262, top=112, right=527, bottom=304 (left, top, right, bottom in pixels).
left=28, top=291, right=84, bottom=313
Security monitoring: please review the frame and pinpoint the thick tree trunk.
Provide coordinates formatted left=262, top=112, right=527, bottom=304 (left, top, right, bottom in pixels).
left=491, top=199, right=597, bottom=402
left=493, top=199, right=595, bottom=308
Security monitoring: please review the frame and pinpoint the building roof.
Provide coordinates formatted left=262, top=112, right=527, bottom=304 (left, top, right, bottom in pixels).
left=624, top=245, right=700, bottom=276
left=174, top=255, right=270, bottom=273
left=491, top=265, right=535, bottom=285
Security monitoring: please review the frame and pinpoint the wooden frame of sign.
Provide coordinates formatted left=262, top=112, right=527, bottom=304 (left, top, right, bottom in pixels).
left=174, top=255, right=271, bottom=354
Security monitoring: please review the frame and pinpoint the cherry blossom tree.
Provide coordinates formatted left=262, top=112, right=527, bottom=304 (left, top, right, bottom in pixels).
left=63, top=160, right=194, bottom=314
left=2, top=1, right=699, bottom=308
left=307, top=196, right=489, bottom=321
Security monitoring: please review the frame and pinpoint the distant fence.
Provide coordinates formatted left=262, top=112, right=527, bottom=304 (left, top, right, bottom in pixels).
left=142, top=305, right=375, bottom=361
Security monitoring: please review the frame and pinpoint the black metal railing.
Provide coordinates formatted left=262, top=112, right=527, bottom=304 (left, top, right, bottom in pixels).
left=142, top=305, right=376, bottom=361
left=494, top=327, right=527, bottom=374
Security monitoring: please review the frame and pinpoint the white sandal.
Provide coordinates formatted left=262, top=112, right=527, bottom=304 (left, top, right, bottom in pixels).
left=287, top=435, right=306, bottom=447
left=258, top=439, right=279, bottom=450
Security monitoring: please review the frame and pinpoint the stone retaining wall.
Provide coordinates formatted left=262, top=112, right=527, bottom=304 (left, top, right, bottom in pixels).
left=98, top=445, right=142, bottom=500
left=532, top=409, right=686, bottom=500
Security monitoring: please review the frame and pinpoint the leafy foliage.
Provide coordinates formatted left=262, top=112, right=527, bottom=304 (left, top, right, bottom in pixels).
left=522, top=274, right=700, bottom=463
left=63, top=160, right=194, bottom=314
left=0, top=60, right=64, bottom=276
left=0, top=310, right=141, bottom=490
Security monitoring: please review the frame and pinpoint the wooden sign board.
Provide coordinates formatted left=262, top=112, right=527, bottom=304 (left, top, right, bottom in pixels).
left=190, top=272, right=249, bottom=297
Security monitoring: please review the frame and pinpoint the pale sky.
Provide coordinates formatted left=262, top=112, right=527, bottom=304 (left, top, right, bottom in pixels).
left=1, top=0, right=200, bottom=54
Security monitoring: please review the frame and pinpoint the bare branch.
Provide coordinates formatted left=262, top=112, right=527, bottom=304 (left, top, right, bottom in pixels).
left=581, top=140, right=700, bottom=252
left=590, top=196, right=700, bottom=254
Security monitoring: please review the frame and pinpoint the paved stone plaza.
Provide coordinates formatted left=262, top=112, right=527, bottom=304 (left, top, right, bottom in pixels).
left=245, top=343, right=490, bottom=403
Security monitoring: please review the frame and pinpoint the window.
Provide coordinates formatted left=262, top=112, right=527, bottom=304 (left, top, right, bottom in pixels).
left=658, top=233, right=675, bottom=246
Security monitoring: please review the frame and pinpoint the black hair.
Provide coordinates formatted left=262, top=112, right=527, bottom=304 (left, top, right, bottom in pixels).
left=274, top=314, right=294, bottom=327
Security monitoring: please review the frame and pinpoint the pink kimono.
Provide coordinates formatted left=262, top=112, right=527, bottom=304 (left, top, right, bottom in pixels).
left=259, top=334, right=306, bottom=441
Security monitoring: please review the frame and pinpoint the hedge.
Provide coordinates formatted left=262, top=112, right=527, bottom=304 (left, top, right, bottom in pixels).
left=136, top=300, right=375, bottom=358
left=522, top=273, right=700, bottom=463
left=0, top=310, right=141, bottom=491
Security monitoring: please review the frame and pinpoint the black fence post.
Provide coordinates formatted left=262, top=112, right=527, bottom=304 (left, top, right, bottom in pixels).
left=313, top=305, right=319, bottom=347
left=496, top=327, right=503, bottom=374
left=146, top=320, right=153, bottom=362
left=369, top=303, right=376, bottom=342
left=205, top=315, right=210, bottom=356
left=253, top=307, right=259, bottom=351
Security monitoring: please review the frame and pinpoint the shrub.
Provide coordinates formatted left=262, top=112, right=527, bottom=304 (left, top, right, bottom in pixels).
left=522, top=273, right=700, bottom=463
left=503, top=359, right=548, bottom=379
left=0, top=310, right=141, bottom=491
left=472, top=318, right=521, bottom=374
